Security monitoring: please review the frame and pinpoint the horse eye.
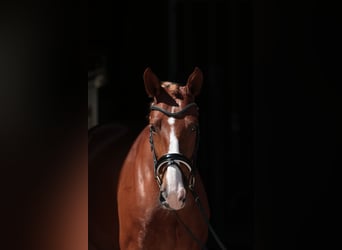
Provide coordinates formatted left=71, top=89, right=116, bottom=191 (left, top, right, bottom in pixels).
left=150, top=125, right=157, bottom=133
left=191, top=125, right=198, bottom=132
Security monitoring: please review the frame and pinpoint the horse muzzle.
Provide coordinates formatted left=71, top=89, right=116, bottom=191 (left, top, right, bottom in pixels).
left=155, top=154, right=194, bottom=210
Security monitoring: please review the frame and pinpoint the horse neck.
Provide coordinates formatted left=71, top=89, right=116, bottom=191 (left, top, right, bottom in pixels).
left=126, top=125, right=156, bottom=182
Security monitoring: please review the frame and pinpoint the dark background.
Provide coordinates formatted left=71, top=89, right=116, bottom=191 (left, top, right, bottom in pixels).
left=88, top=0, right=341, bottom=249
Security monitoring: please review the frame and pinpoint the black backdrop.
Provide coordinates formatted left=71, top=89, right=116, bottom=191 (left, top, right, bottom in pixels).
left=88, top=1, right=341, bottom=249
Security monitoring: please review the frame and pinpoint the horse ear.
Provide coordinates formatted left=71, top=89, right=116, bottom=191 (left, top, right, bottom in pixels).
left=143, top=67, right=161, bottom=97
left=186, top=67, right=203, bottom=96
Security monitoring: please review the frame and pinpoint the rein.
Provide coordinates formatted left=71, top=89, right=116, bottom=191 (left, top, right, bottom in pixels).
left=149, top=102, right=227, bottom=250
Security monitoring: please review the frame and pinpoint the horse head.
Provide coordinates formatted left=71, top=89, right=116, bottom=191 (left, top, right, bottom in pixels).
left=143, top=67, right=203, bottom=210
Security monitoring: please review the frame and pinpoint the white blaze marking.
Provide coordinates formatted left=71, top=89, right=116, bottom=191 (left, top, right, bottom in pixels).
left=165, top=165, right=184, bottom=193
left=166, top=116, right=184, bottom=194
left=167, top=117, right=179, bottom=153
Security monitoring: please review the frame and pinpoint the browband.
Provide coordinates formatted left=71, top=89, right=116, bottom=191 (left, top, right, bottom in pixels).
left=150, top=103, right=198, bottom=117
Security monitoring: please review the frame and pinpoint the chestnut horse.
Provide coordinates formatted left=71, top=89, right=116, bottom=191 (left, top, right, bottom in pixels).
left=89, top=67, right=211, bottom=250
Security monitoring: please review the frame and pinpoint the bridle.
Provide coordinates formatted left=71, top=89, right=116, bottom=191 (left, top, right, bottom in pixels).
left=148, top=102, right=227, bottom=250
left=149, top=102, right=199, bottom=193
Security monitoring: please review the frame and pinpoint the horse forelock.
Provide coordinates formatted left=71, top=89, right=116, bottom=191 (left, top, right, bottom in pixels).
left=161, top=81, right=181, bottom=98
left=157, top=81, right=194, bottom=106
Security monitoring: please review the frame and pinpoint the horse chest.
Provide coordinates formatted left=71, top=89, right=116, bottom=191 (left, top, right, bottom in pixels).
left=137, top=210, right=201, bottom=250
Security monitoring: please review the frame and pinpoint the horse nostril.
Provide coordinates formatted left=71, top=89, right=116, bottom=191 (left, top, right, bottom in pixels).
left=179, top=195, right=186, bottom=203
left=161, top=190, right=167, bottom=198
left=178, top=188, right=186, bottom=203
